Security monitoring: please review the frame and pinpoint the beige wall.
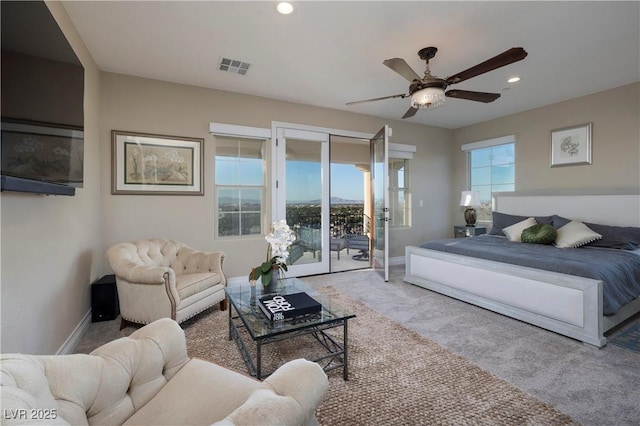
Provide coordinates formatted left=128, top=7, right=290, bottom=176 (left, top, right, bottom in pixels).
left=451, top=82, right=640, bottom=224
left=99, top=72, right=453, bottom=279
left=0, top=2, right=103, bottom=354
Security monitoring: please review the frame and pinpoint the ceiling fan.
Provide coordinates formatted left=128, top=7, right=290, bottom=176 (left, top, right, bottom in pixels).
left=346, top=46, right=528, bottom=119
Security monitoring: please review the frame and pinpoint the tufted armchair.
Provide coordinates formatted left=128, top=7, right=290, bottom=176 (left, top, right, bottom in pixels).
left=0, top=318, right=329, bottom=425
left=106, top=239, right=227, bottom=328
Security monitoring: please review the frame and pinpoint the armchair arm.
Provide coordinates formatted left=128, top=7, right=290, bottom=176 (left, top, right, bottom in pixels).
left=117, top=264, right=173, bottom=285
left=91, top=318, right=189, bottom=381
left=212, top=359, right=328, bottom=426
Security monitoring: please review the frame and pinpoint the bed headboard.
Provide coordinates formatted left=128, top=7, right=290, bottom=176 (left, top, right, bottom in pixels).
left=494, top=194, right=640, bottom=227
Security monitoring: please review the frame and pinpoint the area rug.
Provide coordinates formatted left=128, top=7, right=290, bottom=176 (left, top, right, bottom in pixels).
left=610, top=322, right=640, bottom=354
left=130, top=286, right=577, bottom=425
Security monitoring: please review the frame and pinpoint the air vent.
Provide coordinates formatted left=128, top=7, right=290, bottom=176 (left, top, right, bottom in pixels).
left=218, top=57, right=251, bottom=75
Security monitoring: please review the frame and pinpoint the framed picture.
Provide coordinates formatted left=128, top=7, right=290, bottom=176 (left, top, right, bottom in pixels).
left=550, top=123, right=592, bottom=167
left=111, top=130, right=204, bottom=195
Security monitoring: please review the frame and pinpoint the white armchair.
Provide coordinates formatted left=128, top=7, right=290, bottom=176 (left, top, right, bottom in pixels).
left=1, top=318, right=329, bottom=425
left=106, top=239, right=227, bottom=328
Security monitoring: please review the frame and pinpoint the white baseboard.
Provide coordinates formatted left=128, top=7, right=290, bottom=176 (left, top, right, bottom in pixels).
left=57, top=310, right=92, bottom=355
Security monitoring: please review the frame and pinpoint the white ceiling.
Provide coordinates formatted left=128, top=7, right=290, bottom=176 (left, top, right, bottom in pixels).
left=62, top=1, right=640, bottom=129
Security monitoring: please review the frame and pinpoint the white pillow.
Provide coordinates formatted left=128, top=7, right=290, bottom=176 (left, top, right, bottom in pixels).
left=554, top=220, right=602, bottom=248
left=502, top=217, right=537, bottom=242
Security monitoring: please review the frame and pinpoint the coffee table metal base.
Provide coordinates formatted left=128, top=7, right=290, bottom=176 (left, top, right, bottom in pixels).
left=228, top=307, right=350, bottom=380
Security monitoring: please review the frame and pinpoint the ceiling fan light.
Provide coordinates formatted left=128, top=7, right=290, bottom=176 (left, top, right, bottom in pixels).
left=410, top=87, right=446, bottom=109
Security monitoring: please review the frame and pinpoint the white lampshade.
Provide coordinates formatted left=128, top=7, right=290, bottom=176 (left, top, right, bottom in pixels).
left=460, top=191, right=480, bottom=207
left=410, top=87, right=446, bottom=109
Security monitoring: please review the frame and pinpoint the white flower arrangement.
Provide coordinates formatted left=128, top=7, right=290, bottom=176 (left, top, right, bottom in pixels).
left=249, top=220, right=296, bottom=286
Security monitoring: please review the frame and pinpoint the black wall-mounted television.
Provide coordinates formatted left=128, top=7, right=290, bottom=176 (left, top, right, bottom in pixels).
left=1, top=1, right=85, bottom=196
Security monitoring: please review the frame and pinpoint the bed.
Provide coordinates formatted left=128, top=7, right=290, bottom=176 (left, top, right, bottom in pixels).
left=404, top=194, right=640, bottom=347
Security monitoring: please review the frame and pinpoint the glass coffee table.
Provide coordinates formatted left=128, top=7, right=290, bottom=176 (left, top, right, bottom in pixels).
left=225, top=277, right=355, bottom=380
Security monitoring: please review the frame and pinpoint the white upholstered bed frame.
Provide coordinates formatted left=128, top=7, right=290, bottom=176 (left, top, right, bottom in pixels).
left=404, top=194, right=640, bottom=347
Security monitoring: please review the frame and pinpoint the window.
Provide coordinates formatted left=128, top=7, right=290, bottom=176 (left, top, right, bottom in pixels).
left=387, top=142, right=415, bottom=228
left=214, top=135, right=265, bottom=237
left=389, top=158, right=410, bottom=227
left=463, top=136, right=515, bottom=222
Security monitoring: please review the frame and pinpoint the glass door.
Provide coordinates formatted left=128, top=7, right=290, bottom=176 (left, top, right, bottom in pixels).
left=275, top=128, right=330, bottom=276
left=329, top=135, right=371, bottom=273
left=371, top=126, right=390, bottom=281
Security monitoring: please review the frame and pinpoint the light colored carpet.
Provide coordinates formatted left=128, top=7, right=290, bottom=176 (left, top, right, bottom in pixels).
left=77, top=266, right=640, bottom=425
left=79, top=285, right=576, bottom=425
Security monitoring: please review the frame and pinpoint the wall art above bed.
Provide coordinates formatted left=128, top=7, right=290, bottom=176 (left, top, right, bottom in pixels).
left=550, top=122, right=592, bottom=167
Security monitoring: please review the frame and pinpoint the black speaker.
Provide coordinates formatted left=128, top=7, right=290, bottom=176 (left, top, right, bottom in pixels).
left=91, top=274, right=119, bottom=322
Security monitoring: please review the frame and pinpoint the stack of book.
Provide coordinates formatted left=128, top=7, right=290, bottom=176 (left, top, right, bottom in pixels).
left=258, top=292, right=322, bottom=321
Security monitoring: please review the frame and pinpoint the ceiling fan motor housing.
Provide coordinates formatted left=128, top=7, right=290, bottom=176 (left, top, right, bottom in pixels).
left=410, top=78, right=447, bottom=95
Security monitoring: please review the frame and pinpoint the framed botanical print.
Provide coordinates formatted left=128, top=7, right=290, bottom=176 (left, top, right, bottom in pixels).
left=112, top=130, right=204, bottom=195
left=550, top=123, right=592, bottom=167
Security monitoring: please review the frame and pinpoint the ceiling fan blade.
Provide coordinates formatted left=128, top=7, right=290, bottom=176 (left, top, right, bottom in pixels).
left=445, top=90, right=500, bottom=103
left=402, top=106, right=418, bottom=119
left=346, top=93, right=408, bottom=105
left=446, top=47, right=528, bottom=85
left=383, top=58, right=422, bottom=82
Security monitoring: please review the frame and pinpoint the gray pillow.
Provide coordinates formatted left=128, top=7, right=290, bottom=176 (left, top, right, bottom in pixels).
left=489, top=212, right=553, bottom=236
left=551, top=215, right=640, bottom=250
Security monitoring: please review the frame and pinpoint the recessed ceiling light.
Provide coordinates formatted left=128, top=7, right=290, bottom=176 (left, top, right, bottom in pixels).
left=507, top=77, right=521, bottom=83
left=277, top=2, right=294, bottom=15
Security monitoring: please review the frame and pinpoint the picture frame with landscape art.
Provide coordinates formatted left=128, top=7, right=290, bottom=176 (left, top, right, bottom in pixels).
left=550, top=123, right=592, bottom=167
left=112, top=130, right=203, bottom=195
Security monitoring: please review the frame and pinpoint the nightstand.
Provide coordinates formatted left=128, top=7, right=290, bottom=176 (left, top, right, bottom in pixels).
left=454, top=225, right=487, bottom=238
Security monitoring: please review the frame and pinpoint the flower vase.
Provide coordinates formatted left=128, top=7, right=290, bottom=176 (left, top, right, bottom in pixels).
left=263, top=273, right=279, bottom=294
left=249, top=285, right=256, bottom=306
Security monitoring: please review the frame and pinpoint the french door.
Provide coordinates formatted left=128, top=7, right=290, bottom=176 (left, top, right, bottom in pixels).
left=371, top=126, right=390, bottom=281
left=274, top=127, right=330, bottom=276
left=273, top=123, right=389, bottom=280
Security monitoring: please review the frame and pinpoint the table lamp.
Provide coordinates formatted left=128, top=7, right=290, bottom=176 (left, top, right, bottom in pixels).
left=460, top=191, right=480, bottom=227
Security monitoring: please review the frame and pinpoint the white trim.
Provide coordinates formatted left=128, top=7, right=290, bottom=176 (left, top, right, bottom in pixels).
left=283, top=128, right=329, bottom=142
left=389, top=142, right=416, bottom=153
left=461, top=134, right=515, bottom=151
left=209, top=122, right=270, bottom=139
left=389, top=255, right=405, bottom=266
left=389, top=142, right=416, bottom=159
left=56, top=310, right=92, bottom=355
left=389, top=150, right=413, bottom=159
left=271, top=121, right=375, bottom=140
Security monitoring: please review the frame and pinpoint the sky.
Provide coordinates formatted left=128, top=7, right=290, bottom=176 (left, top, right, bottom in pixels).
left=286, top=161, right=364, bottom=202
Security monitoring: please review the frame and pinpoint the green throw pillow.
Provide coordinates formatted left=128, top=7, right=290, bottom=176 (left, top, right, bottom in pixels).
left=521, top=224, right=557, bottom=245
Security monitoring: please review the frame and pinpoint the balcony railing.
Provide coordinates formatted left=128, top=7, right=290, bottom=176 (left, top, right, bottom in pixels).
left=286, top=206, right=369, bottom=238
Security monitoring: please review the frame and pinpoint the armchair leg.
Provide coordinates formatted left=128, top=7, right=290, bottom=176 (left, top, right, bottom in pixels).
left=219, top=299, right=228, bottom=311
